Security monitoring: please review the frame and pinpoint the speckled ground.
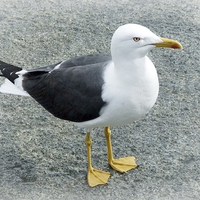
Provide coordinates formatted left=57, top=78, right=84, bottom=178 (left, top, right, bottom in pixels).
left=0, top=0, right=199, bottom=199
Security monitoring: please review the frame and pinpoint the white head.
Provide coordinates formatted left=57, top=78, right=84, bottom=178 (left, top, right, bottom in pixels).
left=111, top=24, right=182, bottom=62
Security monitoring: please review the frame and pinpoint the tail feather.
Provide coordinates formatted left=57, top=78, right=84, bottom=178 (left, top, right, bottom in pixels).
left=0, top=79, right=29, bottom=96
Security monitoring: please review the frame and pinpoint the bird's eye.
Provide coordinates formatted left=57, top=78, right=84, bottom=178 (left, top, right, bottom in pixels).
left=133, top=37, right=140, bottom=42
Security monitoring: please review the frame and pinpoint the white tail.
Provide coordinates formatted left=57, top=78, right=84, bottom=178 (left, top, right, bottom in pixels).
left=0, top=79, right=29, bottom=96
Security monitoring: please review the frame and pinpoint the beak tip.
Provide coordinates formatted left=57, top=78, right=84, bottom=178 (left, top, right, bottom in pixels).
left=171, top=43, right=183, bottom=49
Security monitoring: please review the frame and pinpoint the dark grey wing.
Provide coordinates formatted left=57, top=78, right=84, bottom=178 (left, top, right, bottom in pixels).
left=59, top=53, right=111, bottom=68
left=27, top=53, right=111, bottom=74
left=22, top=59, right=110, bottom=122
left=27, top=62, right=62, bottom=73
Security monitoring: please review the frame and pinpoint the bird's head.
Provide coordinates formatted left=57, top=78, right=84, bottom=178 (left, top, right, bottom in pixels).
left=111, top=24, right=182, bottom=60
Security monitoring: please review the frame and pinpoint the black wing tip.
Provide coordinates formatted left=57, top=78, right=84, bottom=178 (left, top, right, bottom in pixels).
left=0, top=60, right=22, bottom=83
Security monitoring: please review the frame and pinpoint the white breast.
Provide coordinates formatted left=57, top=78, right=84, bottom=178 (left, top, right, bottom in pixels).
left=76, top=56, right=159, bottom=129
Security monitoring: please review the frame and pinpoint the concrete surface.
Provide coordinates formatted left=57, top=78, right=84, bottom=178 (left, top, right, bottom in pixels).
left=0, top=0, right=199, bottom=199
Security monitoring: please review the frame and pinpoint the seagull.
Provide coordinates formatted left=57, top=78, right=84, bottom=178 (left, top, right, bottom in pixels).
left=0, top=24, right=182, bottom=187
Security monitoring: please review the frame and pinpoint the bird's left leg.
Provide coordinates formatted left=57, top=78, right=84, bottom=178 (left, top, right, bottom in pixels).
left=85, top=132, right=110, bottom=187
left=104, top=126, right=137, bottom=173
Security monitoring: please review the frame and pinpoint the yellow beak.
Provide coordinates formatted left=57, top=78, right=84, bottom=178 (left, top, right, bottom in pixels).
left=154, top=37, right=183, bottom=49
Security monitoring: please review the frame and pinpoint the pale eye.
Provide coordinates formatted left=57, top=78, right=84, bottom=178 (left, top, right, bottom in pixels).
left=133, top=37, right=140, bottom=42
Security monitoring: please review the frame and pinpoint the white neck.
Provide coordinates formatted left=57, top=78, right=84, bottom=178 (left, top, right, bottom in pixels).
left=112, top=56, right=150, bottom=84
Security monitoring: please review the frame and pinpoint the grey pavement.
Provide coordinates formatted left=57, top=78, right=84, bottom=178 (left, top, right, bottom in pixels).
left=0, top=0, right=200, bottom=199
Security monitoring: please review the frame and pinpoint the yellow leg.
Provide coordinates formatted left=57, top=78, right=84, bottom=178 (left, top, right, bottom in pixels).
left=104, top=126, right=137, bottom=173
left=85, top=132, right=110, bottom=187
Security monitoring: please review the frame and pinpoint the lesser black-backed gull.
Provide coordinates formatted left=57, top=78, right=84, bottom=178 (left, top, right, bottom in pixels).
left=0, top=24, right=182, bottom=187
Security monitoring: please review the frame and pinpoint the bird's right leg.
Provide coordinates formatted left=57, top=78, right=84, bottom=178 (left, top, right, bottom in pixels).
left=85, top=132, right=110, bottom=187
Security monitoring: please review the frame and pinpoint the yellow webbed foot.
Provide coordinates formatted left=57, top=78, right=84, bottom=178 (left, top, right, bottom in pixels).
left=109, top=156, right=137, bottom=173
left=104, top=127, right=137, bottom=173
left=85, top=132, right=110, bottom=187
left=87, top=167, right=110, bottom=187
